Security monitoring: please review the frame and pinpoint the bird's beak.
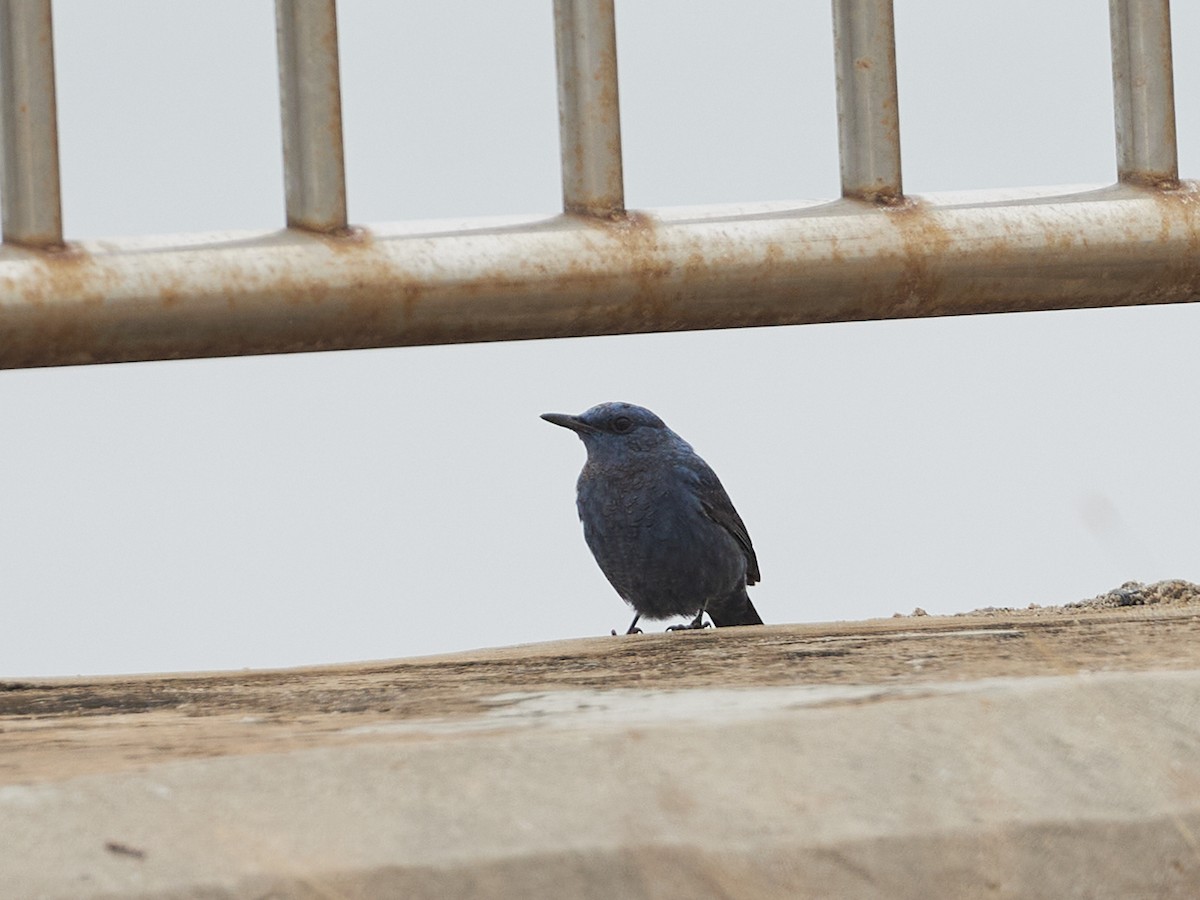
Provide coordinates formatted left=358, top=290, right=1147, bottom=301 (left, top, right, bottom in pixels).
left=541, top=412, right=597, bottom=434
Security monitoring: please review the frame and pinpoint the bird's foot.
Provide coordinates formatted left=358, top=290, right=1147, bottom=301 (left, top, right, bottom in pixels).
left=615, top=613, right=643, bottom=636
left=666, top=613, right=710, bottom=632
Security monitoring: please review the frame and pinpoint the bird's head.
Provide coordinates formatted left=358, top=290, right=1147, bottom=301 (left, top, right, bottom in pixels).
left=541, top=402, right=675, bottom=457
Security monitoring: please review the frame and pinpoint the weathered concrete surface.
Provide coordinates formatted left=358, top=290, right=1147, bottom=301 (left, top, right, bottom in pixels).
left=2, top=606, right=1200, bottom=899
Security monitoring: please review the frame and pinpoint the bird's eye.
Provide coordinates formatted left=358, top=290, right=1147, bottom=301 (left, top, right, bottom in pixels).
left=612, top=416, right=633, bottom=433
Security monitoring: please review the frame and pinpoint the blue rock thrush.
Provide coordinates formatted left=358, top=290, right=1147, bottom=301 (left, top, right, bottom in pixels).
left=541, top=402, right=763, bottom=634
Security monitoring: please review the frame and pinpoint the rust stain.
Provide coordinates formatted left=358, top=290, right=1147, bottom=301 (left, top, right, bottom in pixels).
left=1142, top=181, right=1200, bottom=304
left=878, top=198, right=952, bottom=317
left=1121, top=171, right=1180, bottom=191
left=319, top=224, right=368, bottom=247
left=603, top=212, right=676, bottom=331
left=843, top=186, right=906, bottom=206
left=828, top=235, right=846, bottom=264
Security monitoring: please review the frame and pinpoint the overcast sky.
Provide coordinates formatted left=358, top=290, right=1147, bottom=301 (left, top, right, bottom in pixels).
left=2, top=1, right=1197, bottom=677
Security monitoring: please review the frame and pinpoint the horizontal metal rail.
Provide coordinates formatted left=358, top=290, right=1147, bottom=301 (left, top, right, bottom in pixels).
left=2, top=184, right=1199, bottom=369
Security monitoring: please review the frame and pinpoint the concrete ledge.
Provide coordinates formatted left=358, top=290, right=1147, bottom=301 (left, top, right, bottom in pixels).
left=3, top=611, right=1200, bottom=898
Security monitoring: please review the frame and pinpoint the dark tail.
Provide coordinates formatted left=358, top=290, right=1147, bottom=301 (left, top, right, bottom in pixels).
left=708, top=587, right=763, bottom=627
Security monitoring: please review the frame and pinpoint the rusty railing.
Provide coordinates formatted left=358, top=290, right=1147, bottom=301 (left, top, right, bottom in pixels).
left=0, top=0, right=1193, bottom=369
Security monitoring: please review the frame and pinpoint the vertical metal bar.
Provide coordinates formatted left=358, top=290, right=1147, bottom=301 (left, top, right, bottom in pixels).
left=831, top=0, right=902, bottom=203
left=1109, top=0, right=1178, bottom=187
left=275, top=0, right=348, bottom=232
left=0, top=0, right=63, bottom=248
left=553, top=0, right=624, bottom=218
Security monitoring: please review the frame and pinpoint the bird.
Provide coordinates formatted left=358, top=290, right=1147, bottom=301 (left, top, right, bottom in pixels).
left=541, top=402, right=763, bottom=634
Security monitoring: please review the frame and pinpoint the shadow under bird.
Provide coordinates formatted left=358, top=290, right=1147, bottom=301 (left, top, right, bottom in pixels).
left=542, top=402, right=763, bottom=634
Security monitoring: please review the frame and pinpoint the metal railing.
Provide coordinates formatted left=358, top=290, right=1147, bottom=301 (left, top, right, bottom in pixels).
left=0, top=0, right=1193, bottom=369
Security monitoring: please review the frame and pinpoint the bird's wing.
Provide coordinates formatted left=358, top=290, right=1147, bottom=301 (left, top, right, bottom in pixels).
left=692, top=464, right=761, bottom=585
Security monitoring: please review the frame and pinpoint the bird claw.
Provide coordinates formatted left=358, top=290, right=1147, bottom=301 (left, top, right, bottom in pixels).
left=612, top=627, right=643, bottom=636
left=666, top=619, right=711, bottom=632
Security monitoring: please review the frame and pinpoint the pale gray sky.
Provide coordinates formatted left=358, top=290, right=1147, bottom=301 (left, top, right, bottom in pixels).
left=2, top=1, right=1197, bottom=676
